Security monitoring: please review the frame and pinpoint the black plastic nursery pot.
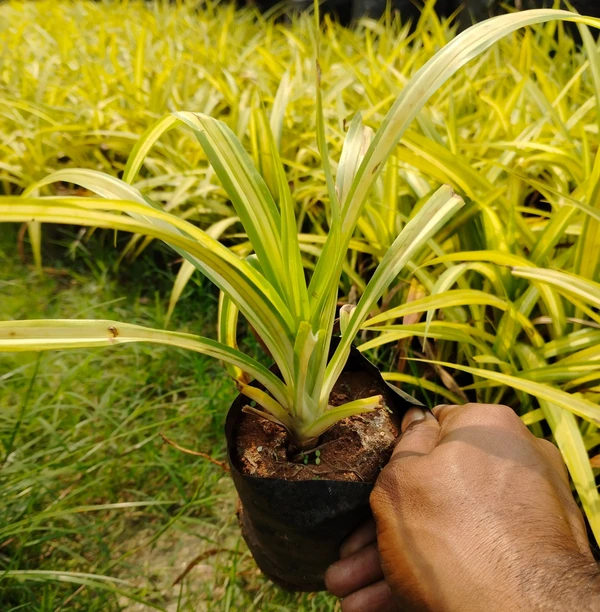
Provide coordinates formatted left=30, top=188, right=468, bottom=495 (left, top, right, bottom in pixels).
left=225, top=340, right=410, bottom=591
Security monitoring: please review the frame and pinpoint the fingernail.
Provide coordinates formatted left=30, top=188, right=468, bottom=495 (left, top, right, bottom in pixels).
left=401, top=407, right=427, bottom=433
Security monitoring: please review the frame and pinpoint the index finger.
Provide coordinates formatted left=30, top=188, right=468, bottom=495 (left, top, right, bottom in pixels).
left=390, top=408, right=440, bottom=460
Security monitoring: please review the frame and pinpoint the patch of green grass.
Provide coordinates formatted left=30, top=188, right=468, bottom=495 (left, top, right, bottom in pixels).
left=0, top=227, right=338, bottom=610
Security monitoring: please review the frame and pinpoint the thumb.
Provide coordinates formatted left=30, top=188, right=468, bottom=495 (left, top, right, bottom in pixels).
left=391, top=408, right=440, bottom=460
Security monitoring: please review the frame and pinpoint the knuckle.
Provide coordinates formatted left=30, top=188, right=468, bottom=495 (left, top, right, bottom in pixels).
left=436, top=403, right=518, bottom=429
left=458, top=403, right=522, bottom=430
left=486, top=403, right=518, bottom=421
left=538, top=437, right=558, bottom=453
left=538, top=438, right=564, bottom=462
left=432, top=403, right=461, bottom=421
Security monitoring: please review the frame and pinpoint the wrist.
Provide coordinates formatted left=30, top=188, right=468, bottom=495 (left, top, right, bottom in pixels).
left=529, top=552, right=600, bottom=611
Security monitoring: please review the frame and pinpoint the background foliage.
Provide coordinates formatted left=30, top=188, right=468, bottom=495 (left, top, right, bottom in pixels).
left=1, top=0, right=600, bottom=609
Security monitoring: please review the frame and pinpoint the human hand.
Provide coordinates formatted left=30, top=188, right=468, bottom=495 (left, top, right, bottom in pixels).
left=326, top=403, right=600, bottom=611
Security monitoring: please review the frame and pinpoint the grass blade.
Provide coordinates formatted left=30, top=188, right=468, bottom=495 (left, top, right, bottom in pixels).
left=511, top=267, right=600, bottom=309
left=415, top=358, right=600, bottom=425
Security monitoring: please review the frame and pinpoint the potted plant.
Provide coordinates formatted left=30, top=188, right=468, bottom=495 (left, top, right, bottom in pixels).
left=1, top=7, right=598, bottom=591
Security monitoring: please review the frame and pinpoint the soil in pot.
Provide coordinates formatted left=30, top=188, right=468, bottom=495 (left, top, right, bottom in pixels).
left=233, top=370, right=400, bottom=483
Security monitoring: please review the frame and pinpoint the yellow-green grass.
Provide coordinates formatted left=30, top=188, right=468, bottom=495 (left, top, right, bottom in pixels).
left=1, top=0, right=595, bottom=236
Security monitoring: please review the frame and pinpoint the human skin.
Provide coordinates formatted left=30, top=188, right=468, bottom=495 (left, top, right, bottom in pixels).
left=325, top=403, right=600, bottom=612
